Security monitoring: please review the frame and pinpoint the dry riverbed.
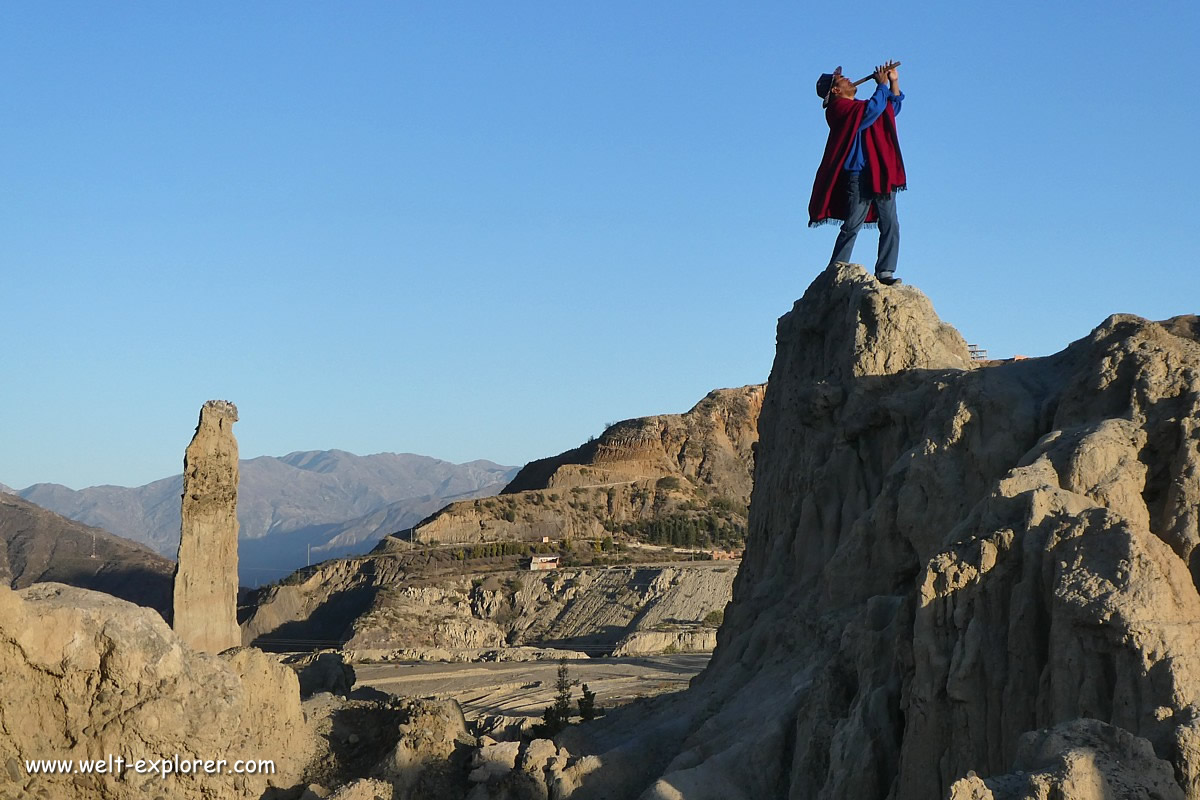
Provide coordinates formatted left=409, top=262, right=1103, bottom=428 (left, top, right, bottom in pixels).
left=355, top=653, right=710, bottom=719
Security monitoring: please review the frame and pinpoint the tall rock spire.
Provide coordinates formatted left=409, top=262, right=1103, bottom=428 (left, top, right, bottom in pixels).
left=172, top=400, right=240, bottom=653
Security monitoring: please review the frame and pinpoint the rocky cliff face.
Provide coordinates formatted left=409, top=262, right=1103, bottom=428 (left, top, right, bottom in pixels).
left=555, top=264, right=1200, bottom=799
left=0, top=493, right=174, bottom=617
left=401, top=385, right=764, bottom=546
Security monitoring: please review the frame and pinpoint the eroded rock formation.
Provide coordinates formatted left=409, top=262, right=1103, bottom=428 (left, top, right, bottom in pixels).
left=947, top=719, right=1185, bottom=800
left=554, top=264, right=1200, bottom=799
left=174, top=399, right=241, bottom=653
left=0, top=583, right=309, bottom=800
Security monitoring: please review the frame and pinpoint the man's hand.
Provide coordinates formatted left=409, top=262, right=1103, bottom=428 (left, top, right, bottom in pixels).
left=875, top=61, right=899, bottom=84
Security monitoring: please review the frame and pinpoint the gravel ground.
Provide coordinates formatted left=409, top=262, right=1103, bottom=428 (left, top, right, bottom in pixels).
left=354, top=653, right=710, bottom=718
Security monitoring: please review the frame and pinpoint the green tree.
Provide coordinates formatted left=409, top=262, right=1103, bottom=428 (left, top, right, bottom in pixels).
left=553, top=660, right=574, bottom=718
left=538, top=659, right=577, bottom=735
left=578, top=683, right=598, bottom=721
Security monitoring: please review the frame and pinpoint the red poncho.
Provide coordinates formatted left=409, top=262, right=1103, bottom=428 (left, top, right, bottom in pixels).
left=808, top=96, right=906, bottom=227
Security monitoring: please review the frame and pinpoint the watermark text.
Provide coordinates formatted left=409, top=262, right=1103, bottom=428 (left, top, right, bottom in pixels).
left=24, top=755, right=274, bottom=778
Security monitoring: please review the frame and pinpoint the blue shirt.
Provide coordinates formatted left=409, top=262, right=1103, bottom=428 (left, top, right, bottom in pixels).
left=843, top=83, right=904, bottom=172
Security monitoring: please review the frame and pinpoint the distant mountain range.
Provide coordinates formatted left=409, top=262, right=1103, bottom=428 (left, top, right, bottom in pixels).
left=0, top=492, right=175, bottom=618
left=10, top=451, right=518, bottom=584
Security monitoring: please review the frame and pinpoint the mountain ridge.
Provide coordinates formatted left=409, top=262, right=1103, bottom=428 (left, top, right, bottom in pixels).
left=13, top=450, right=518, bottom=582
left=0, top=492, right=174, bottom=617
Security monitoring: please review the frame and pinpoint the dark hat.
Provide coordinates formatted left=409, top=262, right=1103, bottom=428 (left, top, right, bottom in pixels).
left=815, top=66, right=842, bottom=107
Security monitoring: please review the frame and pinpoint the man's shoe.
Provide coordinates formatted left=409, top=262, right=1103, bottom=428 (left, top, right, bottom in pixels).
left=877, top=274, right=902, bottom=286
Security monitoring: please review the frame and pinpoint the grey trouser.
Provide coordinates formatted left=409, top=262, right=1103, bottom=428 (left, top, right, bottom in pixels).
left=829, top=171, right=900, bottom=278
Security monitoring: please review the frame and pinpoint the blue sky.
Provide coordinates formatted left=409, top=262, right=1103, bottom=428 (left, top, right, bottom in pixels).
left=2, top=1, right=1196, bottom=490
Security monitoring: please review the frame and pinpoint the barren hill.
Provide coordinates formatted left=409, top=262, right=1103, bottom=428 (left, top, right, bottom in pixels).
left=393, top=385, right=764, bottom=547
left=505, top=386, right=762, bottom=497
left=0, top=492, right=174, bottom=617
left=552, top=263, right=1200, bottom=799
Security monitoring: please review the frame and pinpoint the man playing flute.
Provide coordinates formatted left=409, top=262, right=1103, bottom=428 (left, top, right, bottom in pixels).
left=809, top=61, right=906, bottom=285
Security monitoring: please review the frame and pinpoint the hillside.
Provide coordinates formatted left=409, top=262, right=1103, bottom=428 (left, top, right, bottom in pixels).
left=0, top=492, right=174, bottom=617
left=14, top=450, right=517, bottom=582
left=393, top=385, right=764, bottom=548
left=241, top=555, right=736, bottom=657
left=240, top=386, right=761, bottom=656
